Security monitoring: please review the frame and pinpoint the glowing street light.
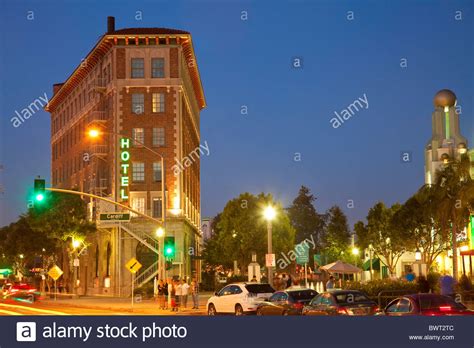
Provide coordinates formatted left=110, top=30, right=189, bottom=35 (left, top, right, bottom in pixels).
left=156, top=227, right=165, bottom=238
left=352, top=247, right=360, bottom=256
left=88, top=128, right=101, bottom=138
left=415, top=249, right=422, bottom=261
left=263, top=206, right=276, bottom=221
left=72, top=238, right=81, bottom=249
left=263, top=205, right=277, bottom=286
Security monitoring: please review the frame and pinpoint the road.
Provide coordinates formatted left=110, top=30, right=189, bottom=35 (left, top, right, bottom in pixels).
left=0, top=298, right=208, bottom=316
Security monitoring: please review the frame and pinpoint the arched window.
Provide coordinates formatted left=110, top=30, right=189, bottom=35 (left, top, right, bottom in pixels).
left=106, top=243, right=111, bottom=277
left=95, top=245, right=99, bottom=278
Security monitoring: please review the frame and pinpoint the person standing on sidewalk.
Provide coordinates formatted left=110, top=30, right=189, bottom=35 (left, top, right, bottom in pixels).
left=162, top=279, right=169, bottom=309
left=175, top=279, right=182, bottom=311
left=181, top=279, right=190, bottom=309
left=167, top=278, right=173, bottom=310
left=157, top=279, right=166, bottom=309
left=191, top=278, right=199, bottom=309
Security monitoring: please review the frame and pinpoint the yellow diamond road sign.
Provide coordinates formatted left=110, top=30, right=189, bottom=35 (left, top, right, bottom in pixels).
left=48, top=265, right=63, bottom=281
left=125, top=257, right=142, bottom=274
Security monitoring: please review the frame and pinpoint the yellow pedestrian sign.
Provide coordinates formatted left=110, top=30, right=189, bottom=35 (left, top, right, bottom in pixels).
left=48, top=265, right=63, bottom=281
left=125, top=257, right=142, bottom=274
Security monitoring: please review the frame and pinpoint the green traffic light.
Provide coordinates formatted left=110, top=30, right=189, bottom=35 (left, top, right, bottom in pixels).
left=165, top=247, right=173, bottom=255
left=35, top=193, right=45, bottom=201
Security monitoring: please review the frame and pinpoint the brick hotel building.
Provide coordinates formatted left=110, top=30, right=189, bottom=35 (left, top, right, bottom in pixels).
left=45, top=17, right=205, bottom=296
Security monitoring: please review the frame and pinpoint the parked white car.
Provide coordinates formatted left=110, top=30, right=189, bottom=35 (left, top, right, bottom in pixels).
left=207, top=282, right=275, bottom=315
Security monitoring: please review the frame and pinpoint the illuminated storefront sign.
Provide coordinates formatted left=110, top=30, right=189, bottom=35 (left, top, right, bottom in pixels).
left=470, top=215, right=474, bottom=249
left=120, top=138, right=130, bottom=201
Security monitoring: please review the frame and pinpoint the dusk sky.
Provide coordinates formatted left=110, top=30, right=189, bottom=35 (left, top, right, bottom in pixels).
left=0, top=0, right=473, bottom=227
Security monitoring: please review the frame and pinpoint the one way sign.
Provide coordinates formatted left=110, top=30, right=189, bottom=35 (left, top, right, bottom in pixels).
left=125, top=257, right=142, bottom=274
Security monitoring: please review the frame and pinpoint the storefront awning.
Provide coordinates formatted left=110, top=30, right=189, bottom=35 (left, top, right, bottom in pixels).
left=362, top=258, right=381, bottom=271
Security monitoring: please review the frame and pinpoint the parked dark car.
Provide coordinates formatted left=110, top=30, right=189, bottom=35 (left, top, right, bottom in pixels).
left=302, top=290, right=378, bottom=316
left=382, top=294, right=474, bottom=316
left=256, top=288, right=318, bottom=315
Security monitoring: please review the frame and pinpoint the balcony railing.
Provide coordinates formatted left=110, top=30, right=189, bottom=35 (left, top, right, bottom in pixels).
left=86, top=110, right=108, bottom=126
left=89, top=78, right=107, bottom=92
left=89, top=144, right=108, bottom=157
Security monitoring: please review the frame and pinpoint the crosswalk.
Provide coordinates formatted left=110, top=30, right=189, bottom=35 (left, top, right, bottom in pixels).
left=0, top=303, right=68, bottom=316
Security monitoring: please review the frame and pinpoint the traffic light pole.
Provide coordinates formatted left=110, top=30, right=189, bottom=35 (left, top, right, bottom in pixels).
left=45, top=187, right=163, bottom=225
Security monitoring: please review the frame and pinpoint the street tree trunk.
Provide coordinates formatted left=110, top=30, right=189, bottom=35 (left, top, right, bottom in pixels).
left=452, top=219, right=458, bottom=280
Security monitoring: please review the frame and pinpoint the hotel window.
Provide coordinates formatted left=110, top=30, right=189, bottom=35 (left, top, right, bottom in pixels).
left=153, top=162, right=162, bottom=182
left=151, top=58, right=165, bottom=78
left=132, top=162, right=145, bottom=182
left=131, top=58, right=144, bottom=78
left=152, top=128, right=165, bottom=147
left=131, top=197, right=145, bottom=217
left=132, top=128, right=144, bottom=146
left=132, top=93, right=144, bottom=114
left=152, top=197, right=163, bottom=218
left=152, top=93, right=165, bottom=113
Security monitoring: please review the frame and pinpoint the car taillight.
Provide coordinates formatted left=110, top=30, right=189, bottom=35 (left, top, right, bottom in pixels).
left=439, top=306, right=452, bottom=312
left=337, top=307, right=348, bottom=315
left=293, top=302, right=304, bottom=309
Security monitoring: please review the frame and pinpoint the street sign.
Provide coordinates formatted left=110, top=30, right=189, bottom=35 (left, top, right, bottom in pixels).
left=73, top=258, right=80, bottom=267
left=296, top=242, right=310, bottom=265
left=314, top=254, right=322, bottom=267
left=125, top=257, right=142, bottom=274
left=48, top=265, right=63, bottom=281
left=99, top=212, right=131, bottom=222
left=265, top=253, right=276, bottom=267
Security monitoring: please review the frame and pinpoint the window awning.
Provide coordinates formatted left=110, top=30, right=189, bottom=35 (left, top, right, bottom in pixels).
left=362, top=258, right=381, bottom=271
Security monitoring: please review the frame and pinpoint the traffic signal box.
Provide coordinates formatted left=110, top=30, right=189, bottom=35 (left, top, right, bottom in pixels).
left=34, top=178, right=46, bottom=202
left=164, top=237, right=175, bottom=259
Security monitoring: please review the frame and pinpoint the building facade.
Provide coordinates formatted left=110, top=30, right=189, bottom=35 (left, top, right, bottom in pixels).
left=46, top=17, right=205, bottom=296
left=425, top=89, right=468, bottom=184
left=424, top=89, right=473, bottom=278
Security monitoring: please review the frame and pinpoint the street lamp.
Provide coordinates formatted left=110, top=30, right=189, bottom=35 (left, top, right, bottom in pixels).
left=415, top=248, right=422, bottom=277
left=351, top=247, right=359, bottom=256
left=263, top=205, right=276, bottom=286
left=155, top=227, right=165, bottom=238
left=72, top=238, right=81, bottom=249
left=87, top=127, right=167, bottom=279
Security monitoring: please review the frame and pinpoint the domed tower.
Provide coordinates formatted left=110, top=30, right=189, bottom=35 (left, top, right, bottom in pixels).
left=425, top=89, right=468, bottom=184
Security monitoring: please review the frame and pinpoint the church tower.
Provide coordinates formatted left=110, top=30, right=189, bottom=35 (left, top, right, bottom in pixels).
left=425, top=89, right=468, bottom=185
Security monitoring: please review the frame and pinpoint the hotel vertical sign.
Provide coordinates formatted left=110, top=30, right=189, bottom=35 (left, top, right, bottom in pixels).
left=470, top=215, right=474, bottom=249
left=120, top=138, right=130, bottom=201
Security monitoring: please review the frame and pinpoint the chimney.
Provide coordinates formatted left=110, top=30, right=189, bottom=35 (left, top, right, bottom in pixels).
left=107, top=16, right=115, bottom=33
left=53, top=83, right=64, bottom=95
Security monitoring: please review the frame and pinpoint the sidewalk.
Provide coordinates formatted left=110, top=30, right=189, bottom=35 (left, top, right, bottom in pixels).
left=42, top=292, right=213, bottom=315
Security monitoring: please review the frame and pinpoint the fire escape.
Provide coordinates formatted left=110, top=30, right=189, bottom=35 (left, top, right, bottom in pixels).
left=88, top=76, right=161, bottom=289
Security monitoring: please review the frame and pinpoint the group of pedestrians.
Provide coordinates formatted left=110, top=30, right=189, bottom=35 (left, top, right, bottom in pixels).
left=156, top=277, right=199, bottom=312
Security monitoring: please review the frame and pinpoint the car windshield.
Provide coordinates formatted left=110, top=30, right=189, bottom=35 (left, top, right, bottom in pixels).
left=334, top=292, right=371, bottom=304
left=289, top=290, right=318, bottom=301
left=245, top=284, right=274, bottom=294
left=418, top=296, right=466, bottom=310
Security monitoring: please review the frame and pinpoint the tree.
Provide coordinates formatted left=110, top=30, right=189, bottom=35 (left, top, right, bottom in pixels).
left=27, top=191, right=96, bottom=291
left=433, top=154, right=474, bottom=279
left=392, top=185, right=450, bottom=271
left=0, top=216, right=56, bottom=275
left=321, top=205, right=350, bottom=263
left=356, top=202, right=409, bottom=276
left=287, top=186, right=325, bottom=248
left=202, top=192, right=295, bottom=271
